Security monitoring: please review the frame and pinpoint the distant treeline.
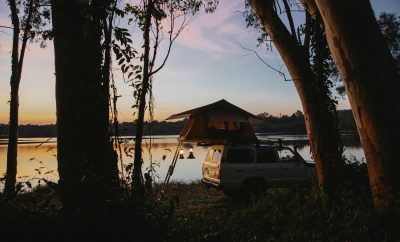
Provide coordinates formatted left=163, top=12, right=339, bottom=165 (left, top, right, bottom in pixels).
left=254, top=109, right=357, bottom=134
left=0, top=124, right=57, bottom=138
left=0, top=120, right=187, bottom=138
left=0, top=110, right=357, bottom=138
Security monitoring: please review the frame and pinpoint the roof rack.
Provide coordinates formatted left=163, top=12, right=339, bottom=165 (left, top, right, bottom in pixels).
left=257, top=138, right=284, bottom=148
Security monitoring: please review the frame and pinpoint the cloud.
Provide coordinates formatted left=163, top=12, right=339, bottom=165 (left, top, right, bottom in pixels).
left=175, top=0, right=251, bottom=57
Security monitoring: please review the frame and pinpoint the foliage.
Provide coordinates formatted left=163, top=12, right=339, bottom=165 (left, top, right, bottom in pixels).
left=0, top=184, right=174, bottom=241
left=255, top=110, right=307, bottom=134
left=377, top=12, right=400, bottom=65
left=110, top=0, right=219, bottom=192
left=6, top=0, right=52, bottom=47
left=113, top=0, right=219, bottom=106
left=1, top=161, right=398, bottom=241
left=378, top=12, right=400, bottom=60
left=255, top=109, right=357, bottom=134
left=308, top=16, right=337, bottom=113
left=166, top=165, right=399, bottom=241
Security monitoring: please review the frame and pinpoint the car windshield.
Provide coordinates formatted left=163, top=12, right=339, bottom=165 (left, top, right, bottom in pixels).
left=277, top=148, right=297, bottom=162
left=257, top=147, right=277, bottom=163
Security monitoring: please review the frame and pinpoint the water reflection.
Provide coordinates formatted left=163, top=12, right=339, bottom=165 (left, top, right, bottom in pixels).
left=0, top=134, right=365, bottom=187
left=0, top=143, right=58, bottom=188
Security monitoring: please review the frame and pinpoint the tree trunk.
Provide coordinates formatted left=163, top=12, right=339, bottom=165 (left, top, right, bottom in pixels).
left=4, top=0, right=20, bottom=199
left=315, top=0, right=400, bottom=210
left=132, top=0, right=153, bottom=195
left=4, top=0, right=33, bottom=199
left=248, top=0, right=344, bottom=194
left=51, top=0, right=118, bottom=209
left=5, top=87, right=19, bottom=200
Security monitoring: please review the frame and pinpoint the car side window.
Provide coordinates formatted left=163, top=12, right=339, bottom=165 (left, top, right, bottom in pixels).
left=277, top=148, right=297, bottom=163
left=205, top=149, right=214, bottom=162
left=213, top=149, right=222, bottom=163
left=227, top=148, right=254, bottom=164
left=257, top=148, right=277, bottom=163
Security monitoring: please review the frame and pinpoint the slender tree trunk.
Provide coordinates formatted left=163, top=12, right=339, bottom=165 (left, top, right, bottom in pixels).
left=102, top=10, right=113, bottom=130
left=4, top=0, right=33, bottom=199
left=315, top=0, right=400, bottom=210
left=132, top=0, right=153, bottom=195
left=248, top=0, right=344, bottom=194
left=51, top=0, right=118, bottom=209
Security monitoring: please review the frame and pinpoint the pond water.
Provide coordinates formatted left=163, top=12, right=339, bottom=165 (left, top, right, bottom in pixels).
left=0, top=134, right=365, bottom=187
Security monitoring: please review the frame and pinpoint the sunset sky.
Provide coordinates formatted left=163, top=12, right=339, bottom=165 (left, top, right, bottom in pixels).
left=1, top=0, right=399, bottom=124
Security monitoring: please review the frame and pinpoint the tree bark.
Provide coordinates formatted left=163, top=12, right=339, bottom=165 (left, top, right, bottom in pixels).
left=315, top=0, right=400, bottom=210
left=248, top=0, right=344, bottom=194
left=51, top=0, right=118, bottom=209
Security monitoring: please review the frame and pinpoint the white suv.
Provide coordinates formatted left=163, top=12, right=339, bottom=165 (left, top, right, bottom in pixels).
left=201, top=144, right=315, bottom=196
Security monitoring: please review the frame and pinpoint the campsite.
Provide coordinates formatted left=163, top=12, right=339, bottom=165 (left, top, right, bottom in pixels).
left=1, top=0, right=399, bottom=241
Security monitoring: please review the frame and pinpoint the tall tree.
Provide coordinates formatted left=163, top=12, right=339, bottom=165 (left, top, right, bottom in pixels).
left=4, top=0, right=48, bottom=199
left=313, top=0, right=400, bottom=210
left=246, top=0, right=345, bottom=195
left=118, top=0, right=218, bottom=194
left=51, top=0, right=119, bottom=209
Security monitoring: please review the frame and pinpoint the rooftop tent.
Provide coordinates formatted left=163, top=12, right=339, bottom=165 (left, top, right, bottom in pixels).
left=166, top=99, right=266, bottom=144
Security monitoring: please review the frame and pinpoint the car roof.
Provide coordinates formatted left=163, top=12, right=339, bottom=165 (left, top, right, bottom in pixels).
left=210, top=144, right=286, bottom=149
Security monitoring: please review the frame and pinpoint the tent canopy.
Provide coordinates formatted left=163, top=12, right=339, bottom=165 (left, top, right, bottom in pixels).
left=166, top=99, right=265, bottom=124
left=166, top=99, right=266, bottom=144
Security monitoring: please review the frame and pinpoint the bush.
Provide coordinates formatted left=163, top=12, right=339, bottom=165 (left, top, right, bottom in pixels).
left=166, top=162, right=400, bottom=241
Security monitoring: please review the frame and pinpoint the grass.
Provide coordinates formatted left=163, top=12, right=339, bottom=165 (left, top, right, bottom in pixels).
left=1, top=175, right=399, bottom=241
left=162, top=181, right=399, bottom=242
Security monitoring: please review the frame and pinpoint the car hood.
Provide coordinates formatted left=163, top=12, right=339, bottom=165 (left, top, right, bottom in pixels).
left=304, top=159, right=315, bottom=167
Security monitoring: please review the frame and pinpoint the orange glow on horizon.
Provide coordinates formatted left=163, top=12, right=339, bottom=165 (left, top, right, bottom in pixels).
left=0, top=107, right=334, bottom=125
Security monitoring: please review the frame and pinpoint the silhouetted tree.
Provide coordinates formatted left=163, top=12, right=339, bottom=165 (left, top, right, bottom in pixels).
left=51, top=0, right=119, bottom=210
left=313, top=0, right=400, bottom=210
left=118, top=0, right=218, bottom=195
left=4, top=0, right=50, bottom=199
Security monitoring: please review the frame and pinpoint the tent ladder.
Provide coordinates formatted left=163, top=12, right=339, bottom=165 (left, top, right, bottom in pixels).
left=157, top=140, right=183, bottom=200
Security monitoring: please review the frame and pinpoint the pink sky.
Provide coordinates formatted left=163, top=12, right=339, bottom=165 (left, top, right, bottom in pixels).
left=0, top=0, right=398, bottom=124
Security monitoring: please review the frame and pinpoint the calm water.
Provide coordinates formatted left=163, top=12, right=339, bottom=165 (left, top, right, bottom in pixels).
left=0, top=134, right=365, bottom=187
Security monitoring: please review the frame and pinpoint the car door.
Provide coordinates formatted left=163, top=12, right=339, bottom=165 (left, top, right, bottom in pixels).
left=277, top=147, right=309, bottom=184
left=223, top=147, right=255, bottom=187
left=202, top=146, right=223, bottom=183
left=255, top=147, right=281, bottom=185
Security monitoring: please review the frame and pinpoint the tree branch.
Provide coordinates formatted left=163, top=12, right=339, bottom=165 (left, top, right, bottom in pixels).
left=282, top=0, right=297, bottom=41
left=17, top=0, right=34, bottom=82
left=303, top=11, right=311, bottom=56
left=150, top=6, right=189, bottom=76
left=236, top=42, right=291, bottom=81
left=8, top=0, right=20, bottom=86
left=0, top=25, right=13, bottom=30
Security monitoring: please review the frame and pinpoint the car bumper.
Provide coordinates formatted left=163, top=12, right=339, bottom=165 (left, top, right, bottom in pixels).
left=202, top=178, right=221, bottom=188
